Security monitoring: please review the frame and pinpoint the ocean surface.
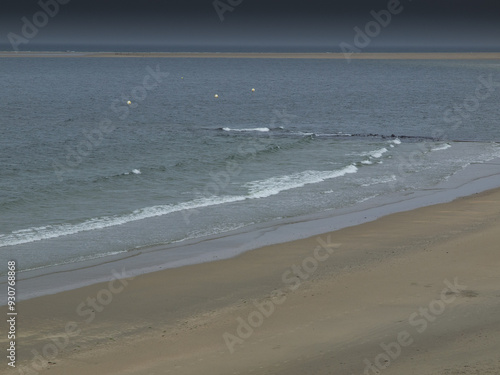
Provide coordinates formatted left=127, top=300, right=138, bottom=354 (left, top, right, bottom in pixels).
left=1, top=57, right=500, bottom=274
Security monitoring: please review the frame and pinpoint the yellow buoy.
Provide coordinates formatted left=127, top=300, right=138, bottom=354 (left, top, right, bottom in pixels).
left=251, top=88, right=255, bottom=92
left=214, top=94, right=219, bottom=98
left=127, top=100, right=132, bottom=105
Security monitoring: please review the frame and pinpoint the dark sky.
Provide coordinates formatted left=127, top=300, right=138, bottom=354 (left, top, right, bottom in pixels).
left=1, top=0, right=499, bottom=51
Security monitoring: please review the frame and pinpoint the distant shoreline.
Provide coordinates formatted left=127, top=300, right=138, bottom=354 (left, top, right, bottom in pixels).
left=1, top=51, right=500, bottom=59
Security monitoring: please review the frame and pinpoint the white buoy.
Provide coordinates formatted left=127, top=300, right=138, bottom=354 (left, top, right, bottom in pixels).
left=214, top=94, right=219, bottom=98
left=127, top=100, right=132, bottom=105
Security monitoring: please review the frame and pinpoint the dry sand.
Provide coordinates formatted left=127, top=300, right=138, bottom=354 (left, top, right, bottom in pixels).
left=1, top=52, right=500, bottom=59
left=6, top=187, right=500, bottom=374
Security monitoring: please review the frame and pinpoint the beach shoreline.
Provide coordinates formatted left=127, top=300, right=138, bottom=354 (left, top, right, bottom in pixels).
left=3, top=155, right=500, bottom=304
left=2, top=50, right=500, bottom=374
left=8, top=170, right=500, bottom=375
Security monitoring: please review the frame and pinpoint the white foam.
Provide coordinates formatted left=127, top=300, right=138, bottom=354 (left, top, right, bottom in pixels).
left=431, top=143, right=452, bottom=151
left=361, top=160, right=373, bottom=165
left=123, top=169, right=141, bottom=175
left=365, top=147, right=389, bottom=159
left=390, top=138, right=401, bottom=145
left=245, top=165, right=358, bottom=199
left=0, top=165, right=358, bottom=248
left=222, top=127, right=270, bottom=132
left=0, top=195, right=248, bottom=248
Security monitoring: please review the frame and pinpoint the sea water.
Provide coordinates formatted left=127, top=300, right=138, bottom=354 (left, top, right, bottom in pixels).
left=1, top=57, right=500, bottom=273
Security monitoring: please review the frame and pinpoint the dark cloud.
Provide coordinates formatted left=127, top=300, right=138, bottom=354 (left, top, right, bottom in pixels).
left=1, top=0, right=499, bottom=51
left=2, top=0, right=499, bottom=18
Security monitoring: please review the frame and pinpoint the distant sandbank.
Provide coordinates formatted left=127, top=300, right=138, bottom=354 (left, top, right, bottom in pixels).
left=1, top=51, right=500, bottom=59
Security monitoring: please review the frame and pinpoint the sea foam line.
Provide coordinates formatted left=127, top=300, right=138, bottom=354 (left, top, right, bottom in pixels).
left=0, top=165, right=358, bottom=247
left=431, top=143, right=452, bottom=151
left=245, top=165, right=358, bottom=198
left=350, top=147, right=390, bottom=159
left=222, top=127, right=270, bottom=132
left=365, top=147, right=389, bottom=158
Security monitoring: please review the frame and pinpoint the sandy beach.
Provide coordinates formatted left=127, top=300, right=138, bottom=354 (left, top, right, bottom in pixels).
left=1, top=52, right=500, bottom=59
left=7, top=186, right=500, bottom=375
left=3, top=0, right=500, bottom=372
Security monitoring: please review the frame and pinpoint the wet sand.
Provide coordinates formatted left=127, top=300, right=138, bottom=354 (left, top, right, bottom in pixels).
left=9, top=187, right=500, bottom=375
